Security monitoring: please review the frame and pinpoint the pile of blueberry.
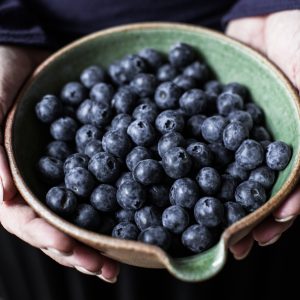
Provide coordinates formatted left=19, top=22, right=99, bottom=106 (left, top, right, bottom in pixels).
left=35, top=42, right=292, bottom=256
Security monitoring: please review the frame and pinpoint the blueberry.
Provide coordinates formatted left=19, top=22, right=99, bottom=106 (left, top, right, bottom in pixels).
left=260, top=140, right=271, bottom=150
left=115, top=209, right=135, bottom=223
left=80, top=65, right=106, bottom=88
left=135, top=206, right=162, bottom=230
left=76, top=99, right=92, bottom=124
left=208, top=143, right=234, bottom=167
left=133, top=159, right=164, bottom=185
left=217, top=174, right=238, bottom=201
left=245, top=103, right=264, bottom=125
left=179, top=89, right=207, bottom=116
left=111, top=113, right=133, bottom=131
left=102, top=129, right=132, bottom=158
left=201, top=115, right=228, bottom=143
left=224, top=202, right=246, bottom=226
left=217, top=92, right=243, bottom=116
left=249, top=166, right=276, bottom=189
left=35, top=95, right=62, bottom=123
left=46, top=141, right=72, bottom=161
left=65, top=167, right=95, bottom=197
left=108, top=61, right=128, bottom=85
left=154, top=81, right=182, bottom=109
left=38, top=156, right=64, bottom=183
left=158, top=132, right=185, bottom=158
left=205, top=91, right=218, bottom=113
left=89, top=82, right=114, bottom=105
left=75, top=124, right=102, bottom=152
left=225, top=162, right=249, bottom=182
left=168, top=43, right=196, bottom=68
left=138, top=48, right=165, bottom=70
left=183, top=61, right=209, bottom=83
left=235, top=180, right=266, bottom=212
left=186, top=142, right=213, bottom=168
left=126, top=146, right=152, bottom=171
left=156, top=64, right=178, bottom=82
left=251, top=126, right=271, bottom=141
left=112, top=222, right=139, bottom=240
left=138, top=226, right=171, bottom=250
left=115, top=172, right=134, bottom=189
left=235, top=139, right=264, bottom=170
left=228, top=110, right=253, bottom=131
left=89, top=101, right=112, bottom=127
left=223, top=82, right=248, bottom=99
left=61, top=82, right=86, bottom=106
left=73, top=203, right=100, bottom=230
left=116, top=181, right=146, bottom=210
left=88, top=152, right=121, bottom=183
left=173, top=75, right=197, bottom=91
left=63, top=153, right=89, bottom=174
left=196, top=167, right=221, bottom=195
left=90, top=184, right=117, bottom=212
left=162, top=205, right=189, bottom=234
left=112, top=86, right=137, bottom=114
left=204, top=80, right=223, bottom=95
left=170, top=178, right=199, bottom=209
left=223, top=122, right=249, bottom=151
left=130, top=73, right=157, bottom=97
left=120, top=54, right=147, bottom=81
left=266, top=141, right=292, bottom=170
left=148, top=185, right=170, bottom=208
left=84, top=139, right=103, bottom=158
left=182, top=224, right=214, bottom=253
left=162, top=147, right=192, bottom=179
left=186, top=115, right=206, bottom=139
left=194, top=197, right=224, bottom=227
left=127, top=120, right=156, bottom=146
left=132, top=103, right=158, bottom=123
left=50, top=117, right=78, bottom=141
left=46, top=186, right=77, bottom=217
left=155, top=110, right=185, bottom=134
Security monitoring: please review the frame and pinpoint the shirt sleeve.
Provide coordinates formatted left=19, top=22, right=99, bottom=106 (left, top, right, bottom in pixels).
left=0, top=0, right=49, bottom=48
left=223, top=0, right=300, bottom=23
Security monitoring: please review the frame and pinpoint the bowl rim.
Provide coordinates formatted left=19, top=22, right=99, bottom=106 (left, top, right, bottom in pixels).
left=4, top=22, right=300, bottom=266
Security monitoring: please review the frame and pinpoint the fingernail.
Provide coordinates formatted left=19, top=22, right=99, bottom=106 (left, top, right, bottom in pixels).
left=275, top=215, right=295, bottom=223
left=258, top=234, right=281, bottom=247
left=45, top=247, right=73, bottom=257
left=233, top=246, right=252, bottom=260
left=75, top=266, right=101, bottom=276
left=97, top=274, right=118, bottom=284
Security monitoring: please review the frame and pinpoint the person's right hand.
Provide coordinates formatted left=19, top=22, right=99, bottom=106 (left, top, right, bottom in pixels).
left=0, top=45, right=119, bottom=283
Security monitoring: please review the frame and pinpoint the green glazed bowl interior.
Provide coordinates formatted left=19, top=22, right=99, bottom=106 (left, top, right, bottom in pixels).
left=5, top=23, right=300, bottom=282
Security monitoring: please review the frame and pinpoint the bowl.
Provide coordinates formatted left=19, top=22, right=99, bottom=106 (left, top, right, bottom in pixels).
left=5, top=22, right=300, bottom=282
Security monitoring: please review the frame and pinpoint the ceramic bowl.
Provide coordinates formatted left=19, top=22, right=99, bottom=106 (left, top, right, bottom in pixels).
left=5, top=23, right=300, bottom=282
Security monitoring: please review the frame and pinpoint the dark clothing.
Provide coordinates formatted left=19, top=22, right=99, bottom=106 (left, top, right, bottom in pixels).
left=0, top=0, right=300, bottom=49
left=1, top=220, right=300, bottom=300
left=1, top=1, right=300, bottom=300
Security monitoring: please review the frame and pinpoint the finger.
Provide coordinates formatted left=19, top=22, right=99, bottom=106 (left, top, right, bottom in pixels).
left=252, top=217, right=294, bottom=246
left=229, top=234, right=254, bottom=260
left=0, top=145, right=17, bottom=202
left=0, top=194, right=74, bottom=253
left=273, top=185, right=300, bottom=222
left=43, top=245, right=119, bottom=283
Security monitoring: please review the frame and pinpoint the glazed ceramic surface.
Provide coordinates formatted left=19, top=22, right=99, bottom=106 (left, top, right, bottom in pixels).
left=5, top=23, right=300, bottom=282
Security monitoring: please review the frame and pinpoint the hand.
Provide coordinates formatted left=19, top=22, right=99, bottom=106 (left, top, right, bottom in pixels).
left=226, top=10, right=300, bottom=259
left=0, top=46, right=119, bottom=283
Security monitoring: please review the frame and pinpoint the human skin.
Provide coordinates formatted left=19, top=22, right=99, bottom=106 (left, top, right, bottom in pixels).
left=0, top=10, right=299, bottom=281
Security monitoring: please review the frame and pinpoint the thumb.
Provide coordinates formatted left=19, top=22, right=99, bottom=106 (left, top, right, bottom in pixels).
left=265, top=10, right=300, bottom=92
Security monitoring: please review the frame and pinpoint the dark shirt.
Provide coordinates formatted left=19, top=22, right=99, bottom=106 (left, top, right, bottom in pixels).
left=1, top=0, right=300, bottom=49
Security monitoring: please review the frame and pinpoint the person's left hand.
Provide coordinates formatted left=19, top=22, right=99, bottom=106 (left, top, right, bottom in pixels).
left=226, top=10, right=300, bottom=259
